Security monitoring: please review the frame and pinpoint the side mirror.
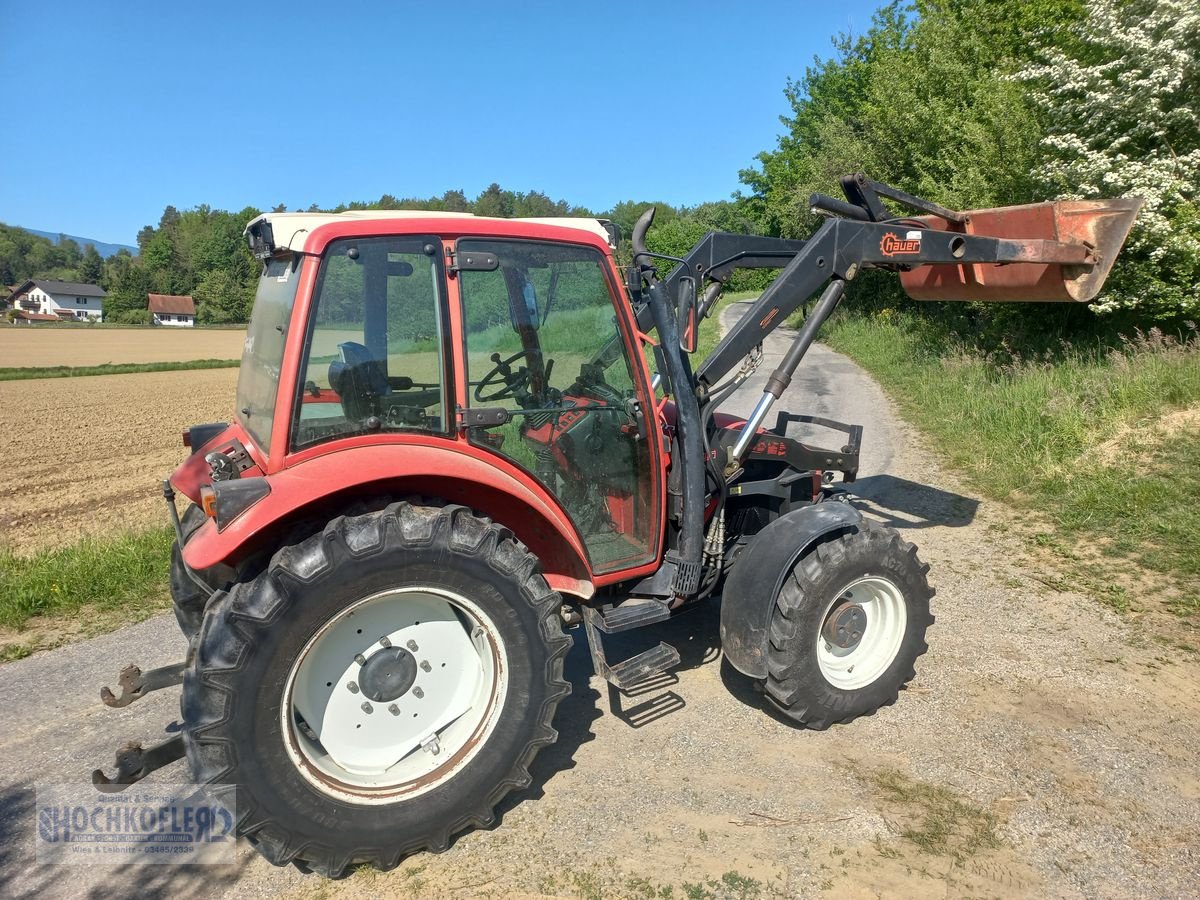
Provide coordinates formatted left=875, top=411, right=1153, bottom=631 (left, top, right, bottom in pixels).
left=676, top=276, right=697, bottom=353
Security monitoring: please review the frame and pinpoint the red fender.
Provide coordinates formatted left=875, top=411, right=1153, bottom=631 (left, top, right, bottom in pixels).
left=180, top=442, right=595, bottom=599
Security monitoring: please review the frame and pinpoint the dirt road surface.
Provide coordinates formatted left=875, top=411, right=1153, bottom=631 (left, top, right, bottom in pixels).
left=0, top=302, right=1197, bottom=898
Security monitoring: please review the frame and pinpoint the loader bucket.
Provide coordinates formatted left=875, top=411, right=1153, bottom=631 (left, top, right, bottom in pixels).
left=899, top=198, right=1142, bottom=302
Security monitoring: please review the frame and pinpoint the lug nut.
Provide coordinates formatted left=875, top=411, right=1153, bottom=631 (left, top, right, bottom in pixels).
left=361, top=702, right=373, bottom=714
left=354, top=653, right=367, bottom=666
left=413, top=687, right=424, bottom=699
left=407, top=639, right=419, bottom=652
left=379, top=636, right=392, bottom=648
left=346, top=681, right=360, bottom=694
left=388, top=704, right=400, bottom=716
left=420, top=660, right=431, bottom=672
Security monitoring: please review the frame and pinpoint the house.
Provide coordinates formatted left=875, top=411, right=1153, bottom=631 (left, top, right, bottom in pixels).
left=7, top=279, right=106, bottom=322
left=147, top=293, right=196, bottom=327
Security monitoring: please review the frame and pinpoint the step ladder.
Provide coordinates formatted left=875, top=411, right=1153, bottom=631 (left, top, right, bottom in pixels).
left=581, top=598, right=680, bottom=691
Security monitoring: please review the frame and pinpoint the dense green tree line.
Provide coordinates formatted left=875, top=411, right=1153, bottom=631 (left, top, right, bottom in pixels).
left=3, top=184, right=750, bottom=325
left=0, top=225, right=104, bottom=293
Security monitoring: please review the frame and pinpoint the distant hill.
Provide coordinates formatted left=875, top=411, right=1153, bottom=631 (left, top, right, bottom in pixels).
left=13, top=227, right=137, bottom=259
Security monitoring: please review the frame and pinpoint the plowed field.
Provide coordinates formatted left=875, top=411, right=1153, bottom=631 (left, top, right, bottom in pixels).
left=0, top=327, right=245, bottom=367
left=0, top=368, right=240, bottom=554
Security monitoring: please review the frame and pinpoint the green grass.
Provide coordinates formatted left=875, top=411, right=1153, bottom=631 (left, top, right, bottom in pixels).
left=0, top=358, right=240, bottom=381
left=868, top=768, right=1001, bottom=862
left=0, top=528, right=173, bottom=633
left=822, top=309, right=1200, bottom=594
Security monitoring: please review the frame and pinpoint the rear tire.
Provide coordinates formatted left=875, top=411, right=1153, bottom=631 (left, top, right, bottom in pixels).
left=181, top=502, right=571, bottom=877
left=764, top=522, right=934, bottom=729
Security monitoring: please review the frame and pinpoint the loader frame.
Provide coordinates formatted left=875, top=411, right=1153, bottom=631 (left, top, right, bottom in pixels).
left=629, top=173, right=1139, bottom=598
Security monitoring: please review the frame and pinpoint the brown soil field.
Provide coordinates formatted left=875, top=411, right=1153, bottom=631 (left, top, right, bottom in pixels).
left=0, top=327, right=246, bottom=367
left=0, top=368, right=240, bottom=554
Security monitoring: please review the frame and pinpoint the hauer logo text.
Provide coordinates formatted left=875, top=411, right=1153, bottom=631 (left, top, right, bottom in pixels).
left=880, top=231, right=923, bottom=256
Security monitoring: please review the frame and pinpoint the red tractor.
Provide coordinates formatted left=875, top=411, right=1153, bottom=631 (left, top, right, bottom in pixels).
left=95, top=175, right=1139, bottom=877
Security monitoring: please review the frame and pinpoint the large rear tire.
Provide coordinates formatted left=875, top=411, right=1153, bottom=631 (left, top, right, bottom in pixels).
left=764, top=522, right=934, bottom=729
left=181, top=502, right=571, bottom=877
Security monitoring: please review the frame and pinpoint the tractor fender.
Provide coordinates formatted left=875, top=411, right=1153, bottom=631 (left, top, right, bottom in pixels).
left=180, top=443, right=595, bottom=599
left=720, top=501, right=863, bottom=678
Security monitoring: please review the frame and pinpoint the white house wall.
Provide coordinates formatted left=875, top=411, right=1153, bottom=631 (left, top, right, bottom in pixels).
left=38, top=289, right=103, bottom=321
left=153, top=313, right=194, bottom=327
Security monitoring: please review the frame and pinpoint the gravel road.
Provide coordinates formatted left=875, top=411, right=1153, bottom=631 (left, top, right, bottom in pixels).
left=1, top=301, right=1197, bottom=899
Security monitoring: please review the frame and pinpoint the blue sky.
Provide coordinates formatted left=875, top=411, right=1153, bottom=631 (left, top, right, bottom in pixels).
left=1, top=1, right=883, bottom=245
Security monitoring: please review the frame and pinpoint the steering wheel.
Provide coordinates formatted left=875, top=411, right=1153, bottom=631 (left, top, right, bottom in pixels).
left=474, top=350, right=537, bottom=403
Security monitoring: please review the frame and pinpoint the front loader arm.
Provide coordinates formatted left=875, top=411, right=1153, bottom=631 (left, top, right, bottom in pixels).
left=631, top=232, right=807, bottom=334
left=696, top=216, right=1101, bottom=388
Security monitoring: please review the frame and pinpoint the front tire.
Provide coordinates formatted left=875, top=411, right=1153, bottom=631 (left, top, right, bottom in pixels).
left=764, top=522, right=934, bottom=729
left=169, top=503, right=209, bottom=638
left=181, top=502, right=571, bottom=877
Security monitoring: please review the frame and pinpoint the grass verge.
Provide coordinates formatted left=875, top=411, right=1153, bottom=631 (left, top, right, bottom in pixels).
left=0, top=528, right=173, bottom=660
left=0, top=358, right=240, bottom=381
left=822, top=309, right=1200, bottom=612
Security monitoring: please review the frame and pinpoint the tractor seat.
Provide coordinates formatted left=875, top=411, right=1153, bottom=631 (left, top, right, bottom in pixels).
left=328, top=341, right=390, bottom=421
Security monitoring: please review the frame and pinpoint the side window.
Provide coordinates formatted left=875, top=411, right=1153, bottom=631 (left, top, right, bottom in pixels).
left=292, top=236, right=447, bottom=451
left=459, top=239, right=657, bottom=573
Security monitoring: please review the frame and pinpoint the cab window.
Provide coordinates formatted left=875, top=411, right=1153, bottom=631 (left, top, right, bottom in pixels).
left=292, top=236, right=447, bottom=451
left=458, top=239, right=657, bottom=573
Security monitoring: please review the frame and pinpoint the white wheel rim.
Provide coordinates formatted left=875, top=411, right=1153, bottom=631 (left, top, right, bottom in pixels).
left=281, top=586, right=507, bottom=805
left=815, top=576, right=907, bottom=691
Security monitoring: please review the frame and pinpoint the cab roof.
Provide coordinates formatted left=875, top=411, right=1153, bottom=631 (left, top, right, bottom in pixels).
left=246, top=210, right=616, bottom=254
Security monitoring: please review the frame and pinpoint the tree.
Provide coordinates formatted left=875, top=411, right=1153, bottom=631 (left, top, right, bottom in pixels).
left=1019, top=0, right=1200, bottom=317
left=194, top=269, right=252, bottom=324
left=441, top=189, right=469, bottom=212
left=473, top=183, right=514, bottom=218
left=80, top=245, right=103, bottom=284
left=738, top=0, right=1085, bottom=238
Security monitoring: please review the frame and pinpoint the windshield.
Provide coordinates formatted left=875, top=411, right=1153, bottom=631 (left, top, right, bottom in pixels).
left=236, top=254, right=302, bottom=456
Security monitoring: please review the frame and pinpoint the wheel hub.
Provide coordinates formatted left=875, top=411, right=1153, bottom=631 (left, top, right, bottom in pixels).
left=359, top=646, right=417, bottom=702
left=823, top=600, right=866, bottom=650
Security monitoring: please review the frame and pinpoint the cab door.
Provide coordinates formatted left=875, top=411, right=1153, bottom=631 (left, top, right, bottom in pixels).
left=455, top=237, right=662, bottom=575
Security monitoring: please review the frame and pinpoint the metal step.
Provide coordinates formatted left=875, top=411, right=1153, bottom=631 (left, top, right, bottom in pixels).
left=589, top=598, right=671, bottom=634
left=581, top=604, right=680, bottom=691
left=605, top=642, right=681, bottom=691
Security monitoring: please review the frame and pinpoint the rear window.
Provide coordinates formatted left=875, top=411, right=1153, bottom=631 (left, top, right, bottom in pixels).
left=236, top=254, right=302, bottom=455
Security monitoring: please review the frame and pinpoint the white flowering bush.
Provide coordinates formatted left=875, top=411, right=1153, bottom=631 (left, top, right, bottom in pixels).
left=1018, top=0, right=1200, bottom=317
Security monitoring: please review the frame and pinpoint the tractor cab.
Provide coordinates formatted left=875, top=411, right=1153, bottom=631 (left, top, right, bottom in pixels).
left=235, top=213, right=663, bottom=578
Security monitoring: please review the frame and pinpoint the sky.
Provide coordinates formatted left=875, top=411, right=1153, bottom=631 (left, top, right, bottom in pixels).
left=0, top=0, right=883, bottom=246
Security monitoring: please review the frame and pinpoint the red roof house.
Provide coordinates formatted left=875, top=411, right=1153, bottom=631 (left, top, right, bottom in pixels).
left=147, top=294, right=196, bottom=327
